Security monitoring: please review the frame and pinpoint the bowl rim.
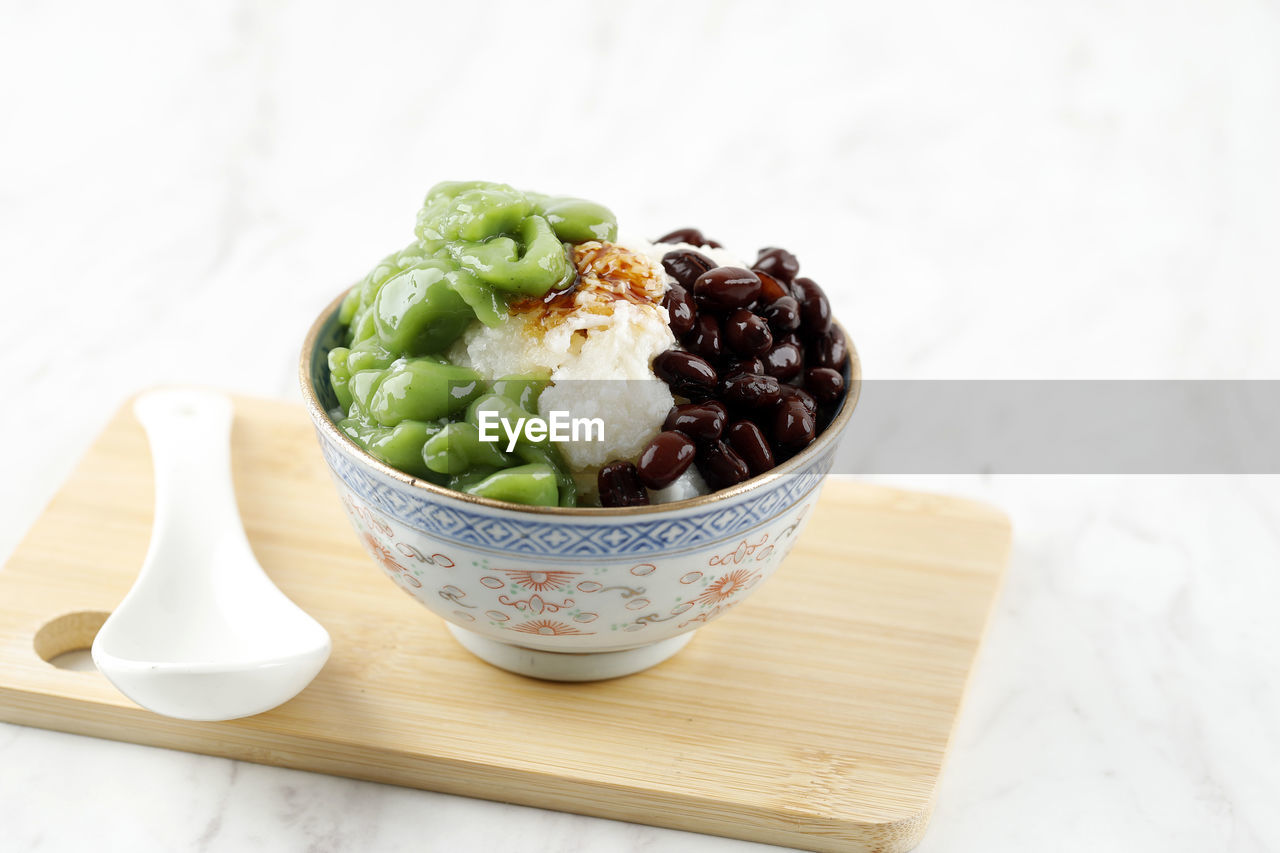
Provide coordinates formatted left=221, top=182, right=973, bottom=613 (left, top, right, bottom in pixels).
left=300, top=289, right=860, bottom=517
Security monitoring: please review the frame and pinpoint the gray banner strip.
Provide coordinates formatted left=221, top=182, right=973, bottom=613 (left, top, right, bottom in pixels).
left=833, top=381, right=1280, bottom=474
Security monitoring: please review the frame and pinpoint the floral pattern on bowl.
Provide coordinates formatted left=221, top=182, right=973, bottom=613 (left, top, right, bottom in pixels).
left=322, top=431, right=831, bottom=653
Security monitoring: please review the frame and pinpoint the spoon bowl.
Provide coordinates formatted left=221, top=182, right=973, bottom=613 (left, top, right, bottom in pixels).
left=92, top=389, right=330, bottom=721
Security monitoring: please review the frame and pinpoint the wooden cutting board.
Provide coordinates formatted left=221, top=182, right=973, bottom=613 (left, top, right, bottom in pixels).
left=0, top=394, right=1010, bottom=853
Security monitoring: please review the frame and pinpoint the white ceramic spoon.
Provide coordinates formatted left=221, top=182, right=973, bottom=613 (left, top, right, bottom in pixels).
left=92, top=389, right=331, bottom=721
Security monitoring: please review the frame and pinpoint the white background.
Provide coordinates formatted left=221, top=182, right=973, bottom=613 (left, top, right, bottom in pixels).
left=2, top=1, right=1278, bottom=850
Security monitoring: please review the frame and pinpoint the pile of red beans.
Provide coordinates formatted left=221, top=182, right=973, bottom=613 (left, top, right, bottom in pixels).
left=598, top=228, right=849, bottom=507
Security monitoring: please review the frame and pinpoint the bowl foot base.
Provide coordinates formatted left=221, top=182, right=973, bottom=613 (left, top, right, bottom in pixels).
left=445, top=624, right=695, bottom=682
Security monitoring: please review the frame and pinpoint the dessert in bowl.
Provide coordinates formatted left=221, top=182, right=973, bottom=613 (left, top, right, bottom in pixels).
left=300, top=182, right=858, bottom=680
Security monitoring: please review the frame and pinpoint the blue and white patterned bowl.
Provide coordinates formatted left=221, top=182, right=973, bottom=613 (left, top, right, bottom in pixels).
left=301, top=292, right=859, bottom=680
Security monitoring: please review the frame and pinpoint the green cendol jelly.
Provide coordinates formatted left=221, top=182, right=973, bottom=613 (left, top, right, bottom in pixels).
left=327, top=181, right=617, bottom=506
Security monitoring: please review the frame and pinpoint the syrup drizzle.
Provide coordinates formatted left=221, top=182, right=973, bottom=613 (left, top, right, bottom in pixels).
left=510, top=242, right=665, bottom=331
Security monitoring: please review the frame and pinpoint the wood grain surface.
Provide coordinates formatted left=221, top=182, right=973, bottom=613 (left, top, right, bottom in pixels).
left=0, top=394, right=1010, bottom=853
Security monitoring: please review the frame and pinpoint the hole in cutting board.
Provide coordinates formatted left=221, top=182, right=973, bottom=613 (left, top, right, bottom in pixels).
left=34, top=611, right=110, bottom=671
left=48, top=649, right=96, bottom=671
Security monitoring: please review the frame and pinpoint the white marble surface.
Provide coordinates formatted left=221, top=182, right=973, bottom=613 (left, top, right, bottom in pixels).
left=2, top=1, right=1279, bottom=850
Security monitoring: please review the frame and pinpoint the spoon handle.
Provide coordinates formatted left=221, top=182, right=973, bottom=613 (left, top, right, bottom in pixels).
left=133, top=389, right=243, bottom=580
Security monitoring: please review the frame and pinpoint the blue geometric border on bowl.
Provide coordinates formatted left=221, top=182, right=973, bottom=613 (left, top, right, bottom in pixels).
left=319, top=436, right=832, bottom=557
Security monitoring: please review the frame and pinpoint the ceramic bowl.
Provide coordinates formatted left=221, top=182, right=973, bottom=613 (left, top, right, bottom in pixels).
left=300, top=291, right=860, bottom=680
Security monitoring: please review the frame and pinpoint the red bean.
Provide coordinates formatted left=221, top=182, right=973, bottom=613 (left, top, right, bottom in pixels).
left=778, top=383, right=817, bottom=414
left=647, top=234, right=844, bottom=498
left=683, top=313, right=722, bottom=360
left=661, top=250, right=715, bottom=289
left=753, top=247, right=800, bottom=282
left=725, top=356, right=764, bottom=376
left=773, top=397, right=816, bottom=450
left=696, top=440, right=751, bottom=490
left=726, top=420, right=775, bottom=475
left=663, top=284, right=696, bottom=337
left=811, top=326, right=848, bottom=369
left=636, top=430, right=697, bottom=490
left=763, top=295, right=801, bottom=333
left=598, top=461, right=650, bottom=507
left=693, top=267, right=762, bottom=313
left=653, top=350, right=717, bottom=398
left=805, top=367, right=845, bottom=403
left=762, top=338, right=804, bottom=380
left=755, top=270, right=789, bottom=304
left=663, top=401, right=727, bottom=441
left=721, top=373, right=782, bottom=409
left=724, top=308, right=773, bottom=357
left=792, top=277, right=831, bottom=335
left=655, top=227, right=721, bottom=248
